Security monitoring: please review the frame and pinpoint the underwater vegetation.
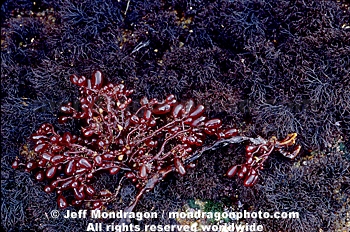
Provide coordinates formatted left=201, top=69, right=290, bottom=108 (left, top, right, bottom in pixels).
left=2, top=0, right=349, bottom=231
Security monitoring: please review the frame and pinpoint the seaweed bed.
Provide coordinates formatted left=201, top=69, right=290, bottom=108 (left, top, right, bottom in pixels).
left=1, top=0, right=350, bottom=231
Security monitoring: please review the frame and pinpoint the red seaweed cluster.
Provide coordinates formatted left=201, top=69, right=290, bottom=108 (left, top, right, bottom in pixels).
left=12, top=70, right=242, bottom=209
left=226, top=133, right=301, bottom=187
left=12, top=71, right=301, bottom=210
